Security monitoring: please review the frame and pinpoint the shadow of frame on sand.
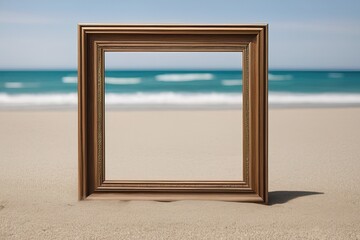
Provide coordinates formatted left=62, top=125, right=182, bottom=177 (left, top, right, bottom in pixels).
left=268, top=191, right=324, bottom=205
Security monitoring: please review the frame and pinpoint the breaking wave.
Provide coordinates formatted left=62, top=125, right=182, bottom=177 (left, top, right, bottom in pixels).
left=268, top=74, right=293, bottom=81
left=155, top=73, right=214, bottom=82
left=1, top=92, right=360, bottom=108
left=221, top=79, right=242, bottom=86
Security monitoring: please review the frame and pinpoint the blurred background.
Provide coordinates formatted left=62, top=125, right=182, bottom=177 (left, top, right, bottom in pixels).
left=0, top=0, right=360, bottom=108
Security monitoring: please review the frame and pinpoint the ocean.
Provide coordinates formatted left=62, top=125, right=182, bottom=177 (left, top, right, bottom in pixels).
left=1, top=70, right=360, bottom=108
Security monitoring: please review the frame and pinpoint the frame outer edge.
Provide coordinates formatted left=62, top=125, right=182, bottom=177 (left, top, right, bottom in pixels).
left=78, top=24, right=84, bottom=200
left=78, top=24, right=268, bottom=203
left=264, top=24, right=269, bottom=204
left=78, top=24, right=88, bottom=200
left=258, top=25, right=268, bottom=204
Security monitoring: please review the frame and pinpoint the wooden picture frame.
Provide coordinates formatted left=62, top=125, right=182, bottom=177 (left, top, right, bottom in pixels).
left=78, top=24, right=268, bottom=203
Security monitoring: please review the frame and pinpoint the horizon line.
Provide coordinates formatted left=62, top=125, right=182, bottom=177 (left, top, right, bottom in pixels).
left=1, top=68, right=360, bottom=71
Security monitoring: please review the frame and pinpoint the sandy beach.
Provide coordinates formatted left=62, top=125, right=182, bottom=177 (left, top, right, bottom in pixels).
left=1, top=108, right=360, bottom=239
left=106, top=110, right=243, bottom=181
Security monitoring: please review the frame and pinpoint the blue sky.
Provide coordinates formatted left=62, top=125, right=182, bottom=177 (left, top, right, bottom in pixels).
left=0, top=0, right=359, bottom=69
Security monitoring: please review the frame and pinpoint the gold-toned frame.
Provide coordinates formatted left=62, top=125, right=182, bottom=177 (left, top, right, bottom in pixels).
left=78, top=24, right=268, bottom=203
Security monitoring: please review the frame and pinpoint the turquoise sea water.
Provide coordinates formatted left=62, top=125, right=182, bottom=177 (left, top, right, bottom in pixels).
left=0, top=70, right=360, bottom=108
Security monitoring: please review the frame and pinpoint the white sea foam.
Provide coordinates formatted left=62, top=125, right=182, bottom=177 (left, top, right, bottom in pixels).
left=62, top=76, right=77, bottom=83
left=105, top=77, right=141, bottom=85
left=1, top=92, right=360, bottom=108
left=268, top=74, right=293, bottom=81
left=105, top=92, right=241, bottom=105
left=0, top=93, right=78, bottom=106
left=155, top=73, right=214, bottom=82
left=4, top=82, right=24, bottom=88
left=0, top=92, right=240, bottom=107
left=328, top=73, right=344, bottom=79
left=269, top=93, right=360, bottom=105
left=221, top=79, right=242, bottom=86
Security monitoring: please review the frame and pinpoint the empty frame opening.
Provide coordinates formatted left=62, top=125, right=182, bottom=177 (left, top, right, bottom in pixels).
left=104, top=52, right=243, bottom=181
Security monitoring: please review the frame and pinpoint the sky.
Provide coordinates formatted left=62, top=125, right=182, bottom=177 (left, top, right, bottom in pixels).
left=0, top=0, right=359, bottom=70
